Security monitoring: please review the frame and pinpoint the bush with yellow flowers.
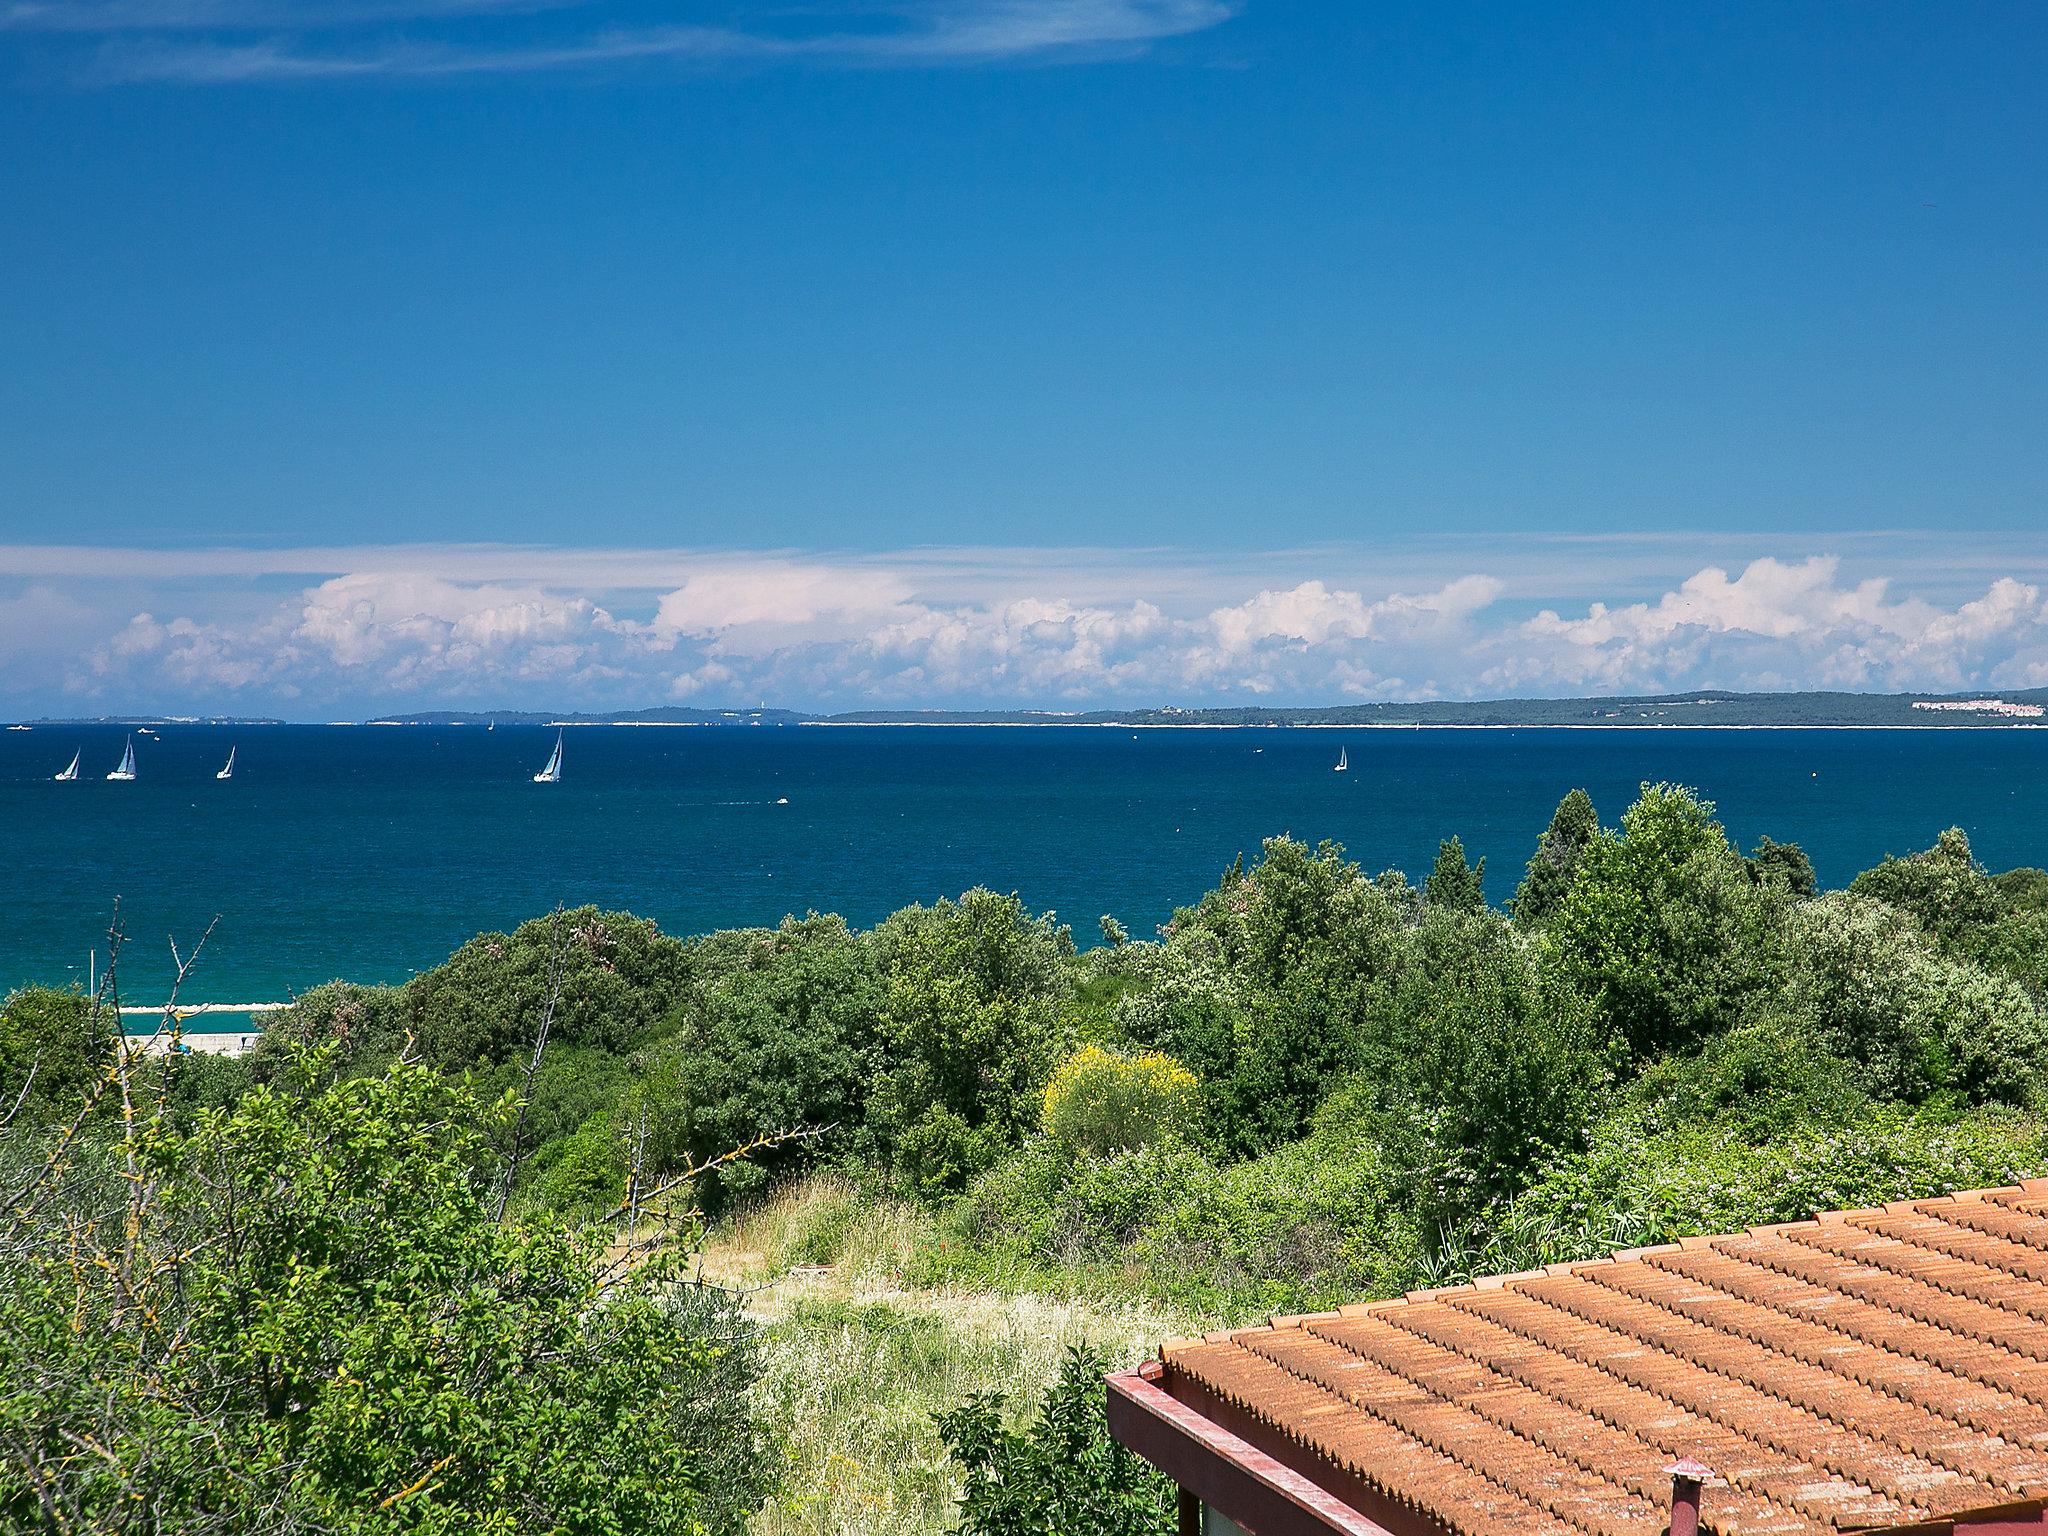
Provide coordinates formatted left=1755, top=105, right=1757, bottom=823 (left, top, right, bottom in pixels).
left=1040, top=1044, right=1199, bottom=1157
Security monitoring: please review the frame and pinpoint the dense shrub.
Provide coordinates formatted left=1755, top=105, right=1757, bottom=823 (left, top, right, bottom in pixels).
left=1139, top=838, right=1415, bottom=1153
left=1478, top=1100, right=2048, bottom=1277
left=866, top=889, right=1073, bottom=1196
left=0, top=1054, right=773, bottom=1535
left=256, top=980, right=413, bottom=1071
left=939, top=1346, right=1174, bottom=1536
left=1850, top=827, right=2003, bottom=946
left=1542, top=783, right=1786, bottom=1059
left=656, top=913, right=881, bottom=1206
left=1105, top=940, right=1270, bottom=1154
left=959, top=1124, right=1420, bottom=1311
left=0, top=986, right=108, bottom=1128
left=1993, top=867, right=2048, bottom=912
left=1343, top=909, right=1614, bottom=1247
left=1126, top=1128, right=1421, bottom=1307
left=1775, top=893, right=2048, bottom=1105
left=1846, top=831, right=2048, bottom=1008
left=1041, top=1044, right=1199, bottom=1156
left=1969, top=907, right=2048, bottom=1001
left=401, top=906, right=695, bottom=1064
left=961, top=1138, right=1222, bottom=1267
left=1623, top=1018, right=1871, bottom=1141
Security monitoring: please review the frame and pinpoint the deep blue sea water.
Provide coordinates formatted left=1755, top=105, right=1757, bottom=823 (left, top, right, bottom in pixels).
left=5, top=723, right=2046, bottom=1005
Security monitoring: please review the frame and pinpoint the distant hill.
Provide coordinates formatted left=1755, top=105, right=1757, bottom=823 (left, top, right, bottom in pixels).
left=16, top=714, right=288, bottom=727
left=819, top=689, right=2048, bottom=727
left=361, top=707, right=807, bottom=727
left=13, top=690, right=2048, bottom=729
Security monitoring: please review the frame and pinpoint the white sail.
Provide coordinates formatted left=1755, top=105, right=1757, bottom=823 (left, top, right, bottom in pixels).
left=533, top=730, right=564, bottom=783
left=107, top=736, right=137, bottom=781
left=216, top=745, right=236, bottom=781
left=55, top=749, right=81, bottom=781
left=1334, top=747, right=1348, bottom=773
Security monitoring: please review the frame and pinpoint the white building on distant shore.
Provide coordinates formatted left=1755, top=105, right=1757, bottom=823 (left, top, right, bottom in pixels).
left=1912, top=697, right=2045, bottom=718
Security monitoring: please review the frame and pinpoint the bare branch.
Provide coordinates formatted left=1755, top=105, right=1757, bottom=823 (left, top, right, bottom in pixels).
left=495, top=904, right=566, bottom=1223
left=0, top=1052, right=40, bottom=1131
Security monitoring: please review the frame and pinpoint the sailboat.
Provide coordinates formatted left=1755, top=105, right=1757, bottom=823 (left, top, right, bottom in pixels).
left=533, top=730, right=564, bottom=784
left=107, top=736, right=137, bottom=781
left=216, top=745, right=236, bottom=781
left=1334, top=746, right=1349, bottom=773
left=54, top=748, right=81, bottom=781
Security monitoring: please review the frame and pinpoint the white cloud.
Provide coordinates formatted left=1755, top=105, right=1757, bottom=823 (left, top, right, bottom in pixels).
left=64, top=0, right=1237, bottom=83
left=1498, top=556, right=2048, bottom=695
left=19, top=543, right=2048, bottom=716
left=1207, top=576, right=1503, bottom=654
left=650, top=561, right=916, bottom=646
left=292, top=571, right=629, bottom=669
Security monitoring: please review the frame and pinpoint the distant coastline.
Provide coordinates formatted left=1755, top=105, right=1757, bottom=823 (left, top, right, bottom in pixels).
left=17, top=688, right=2048, bottom=731
left=806, top=719, right=2048, bottom=730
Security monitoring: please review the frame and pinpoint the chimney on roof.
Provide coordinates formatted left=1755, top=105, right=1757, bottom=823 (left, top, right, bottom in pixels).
left=1664, top=1458, right=1712, bottom=1536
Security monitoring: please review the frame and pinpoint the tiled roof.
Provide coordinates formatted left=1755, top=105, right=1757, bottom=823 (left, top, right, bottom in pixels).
left=1158, top=1181, right=2048, bottom=1536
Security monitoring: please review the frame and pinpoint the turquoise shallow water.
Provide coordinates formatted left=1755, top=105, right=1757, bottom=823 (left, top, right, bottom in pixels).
left=4, top=723, right=2046, bottom=1004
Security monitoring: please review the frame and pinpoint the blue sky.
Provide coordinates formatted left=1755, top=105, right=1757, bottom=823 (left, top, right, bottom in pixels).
left=2, top=2, right=2045, bottom=712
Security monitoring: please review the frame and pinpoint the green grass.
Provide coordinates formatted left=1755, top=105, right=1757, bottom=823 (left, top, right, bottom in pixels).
left=703, top=1176, right=1204, bottom=1536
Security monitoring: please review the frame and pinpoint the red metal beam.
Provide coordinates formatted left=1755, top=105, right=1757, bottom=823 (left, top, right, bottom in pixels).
left=1106, top=1367, right=1418, bottom=1536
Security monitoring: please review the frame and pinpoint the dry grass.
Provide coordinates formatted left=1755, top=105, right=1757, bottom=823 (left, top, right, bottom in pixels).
left=706, top=1175, right=1202, bottom=1536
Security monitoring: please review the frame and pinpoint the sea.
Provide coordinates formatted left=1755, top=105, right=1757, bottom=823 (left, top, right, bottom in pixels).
left=4, top=722, right=2046, bottom=1007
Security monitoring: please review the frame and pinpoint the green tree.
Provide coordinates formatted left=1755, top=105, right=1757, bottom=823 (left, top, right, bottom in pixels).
left=1342, top=909, right=1612, bottom=1246
left=0, top=1054, right=773, bottom=1534
left=1992, top=867, right=2048, bottom=913
left=1747, top=835, right=1818, bottom=899
left=655, top=913, right=880, bottom=1208
left=1512, top=789, right=1599, bottom=926
left=1849, top=827, right=2002, bottom=947
left=0, top=987, right=109, bottom=1129
left=1423, top=836, right=1487, bottom=912
left=867, top=889, right=1073, bottom=1195
left=1142, top=837, right=1416, bottom=1154
left=1542, top=783, right=1785, bottom=1059
left=401, top=906, right=694, bottom=1065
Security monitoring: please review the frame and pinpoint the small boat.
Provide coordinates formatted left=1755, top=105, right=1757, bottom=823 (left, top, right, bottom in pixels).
left=1334, top=747, right=1349, bottom=773
left=216, top=745, right=236, bottom=781
left=107, top=736, right=137, bottom=781
left=54, top=748, right=81, bottom=781
left=7, top=724, right=29, bottom=731
left=775, top=796, right=789, bottom=805
left=533, top=730, right=564, bottom=784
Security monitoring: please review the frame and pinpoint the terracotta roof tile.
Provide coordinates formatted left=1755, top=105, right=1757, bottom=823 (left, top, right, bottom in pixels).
left=1152, top=1183, right=2048, bottom=1536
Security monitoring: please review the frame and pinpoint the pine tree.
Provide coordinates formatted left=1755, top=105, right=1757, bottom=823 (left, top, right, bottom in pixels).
left=1512, top=788, right=1598, bottom=924
left=1425, top=835, right=1488, bottom=912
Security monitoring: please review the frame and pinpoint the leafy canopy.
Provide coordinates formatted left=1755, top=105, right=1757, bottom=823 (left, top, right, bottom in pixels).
left=0, top=1053, right=771, bottom=1536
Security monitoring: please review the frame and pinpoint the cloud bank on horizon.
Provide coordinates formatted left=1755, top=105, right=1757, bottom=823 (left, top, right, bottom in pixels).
left=6, top=544, right=2048, bottom=715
